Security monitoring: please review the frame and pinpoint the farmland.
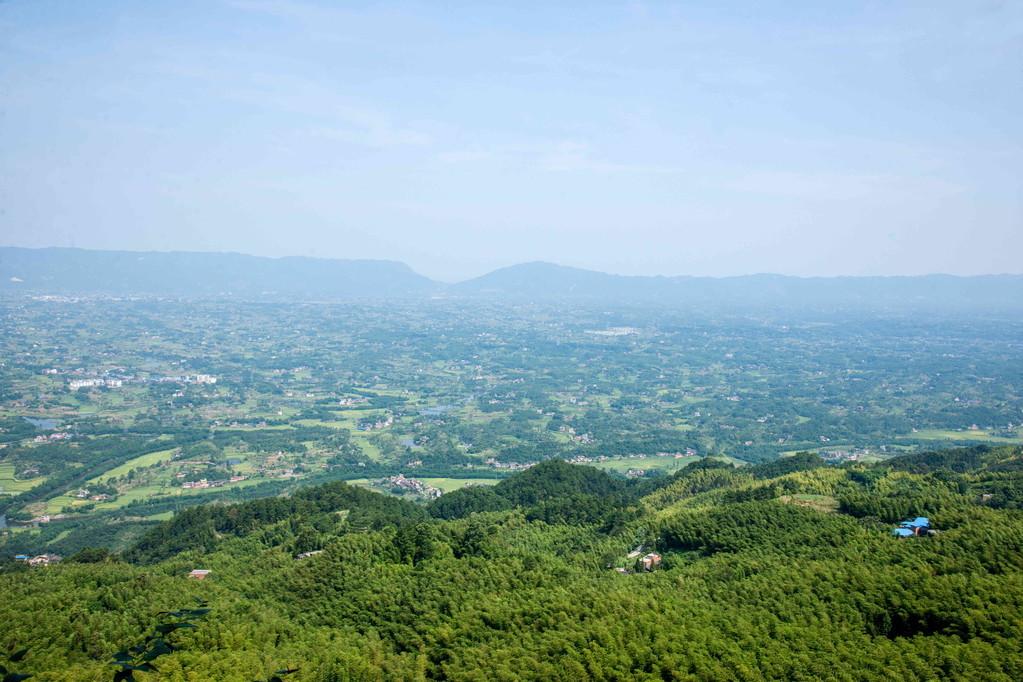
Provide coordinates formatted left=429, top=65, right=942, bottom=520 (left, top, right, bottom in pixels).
left=1, top=297, right=1021, bottom=555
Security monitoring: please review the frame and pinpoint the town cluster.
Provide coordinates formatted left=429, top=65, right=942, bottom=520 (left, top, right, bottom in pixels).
left=56, top=370, right=218, bottom=391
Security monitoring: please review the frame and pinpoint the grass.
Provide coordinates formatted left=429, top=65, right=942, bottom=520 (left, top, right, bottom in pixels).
left=295, top=419, right=358, bottom=430
left=901, top=429, right=1023, bottom=444
left=591, top=455, right=699, bottom=475
left=87, top=448, right=178, bottom=483
left=777, top=494, right=840, bottom=513
left=0, top=463, right=45, bottom=495
left=417, top=477, right=500, bottom=492
left=353, top=435, right=383, bottom=461
left=44, top=495, right=82, bottom=514
left=40, top=477, right=271, bottom=515
left=95, top=477, right=269, bottom=510
left=49, top=529, right=72, bottom=544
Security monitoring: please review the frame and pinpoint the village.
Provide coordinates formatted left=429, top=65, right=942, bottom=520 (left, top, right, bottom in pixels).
left=377, top=474, right=443, bottom=499
left=12, top=552, right=61, bottom=567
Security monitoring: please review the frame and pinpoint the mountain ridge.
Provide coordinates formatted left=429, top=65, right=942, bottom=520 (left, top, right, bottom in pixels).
left=0, top=246, right=439, bottom=299
left=3, top=247, right=1022, bottom=310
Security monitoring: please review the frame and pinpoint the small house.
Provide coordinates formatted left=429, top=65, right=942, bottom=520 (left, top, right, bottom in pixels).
left=640, top=553, right=662, bottom=571
left=892, top=517, right=930, bottom=538
left=28, top=553, right=61, bottom=567
left=188, top=569, right=211, bottom=580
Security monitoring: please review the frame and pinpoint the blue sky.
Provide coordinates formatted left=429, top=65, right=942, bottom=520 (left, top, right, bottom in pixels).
left=1, top=1, right=1020, bottom=281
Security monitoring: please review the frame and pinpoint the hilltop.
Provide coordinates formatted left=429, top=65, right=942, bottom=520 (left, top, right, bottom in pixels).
left=2, top=446, right=1022, bottom=679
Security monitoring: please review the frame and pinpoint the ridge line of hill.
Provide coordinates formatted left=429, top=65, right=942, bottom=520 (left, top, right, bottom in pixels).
left=3, top=246, right=1023, bottom=309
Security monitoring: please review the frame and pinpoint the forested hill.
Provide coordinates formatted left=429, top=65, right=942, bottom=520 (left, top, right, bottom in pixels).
left=2, top=446, right=1023, bottom=680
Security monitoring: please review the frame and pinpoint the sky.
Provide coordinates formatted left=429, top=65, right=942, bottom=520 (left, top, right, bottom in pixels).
left=1, top=1, right=1020, bottom=282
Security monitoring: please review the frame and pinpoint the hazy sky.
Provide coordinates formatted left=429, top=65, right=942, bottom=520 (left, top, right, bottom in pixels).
left=1, top=1, right=1020, bottom=281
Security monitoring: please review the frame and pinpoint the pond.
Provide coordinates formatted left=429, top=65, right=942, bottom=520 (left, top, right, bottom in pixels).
left=419, top=405, right=454, bottom=417
left=23, top=416, right=59, bottom=430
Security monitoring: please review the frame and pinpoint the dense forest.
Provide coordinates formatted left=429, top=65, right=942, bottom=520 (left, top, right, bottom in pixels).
left=2, top=445, right=1022, bottom=680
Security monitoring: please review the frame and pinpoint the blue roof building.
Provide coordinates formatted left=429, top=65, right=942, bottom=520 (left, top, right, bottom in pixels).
left=893, top=517, right=931, bottom=537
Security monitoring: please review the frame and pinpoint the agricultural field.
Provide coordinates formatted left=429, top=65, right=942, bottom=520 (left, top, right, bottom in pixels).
left=1, top=298, right=1021, bottom=552
left=417, top=477, right=501, bottom=492
left=589, top=455, right=700, bottom=475
left=347, top=476, right=500, bottom=499
left=901, top=427, right=1023, bottom=444
left=0, top=463, right=44, bottom=495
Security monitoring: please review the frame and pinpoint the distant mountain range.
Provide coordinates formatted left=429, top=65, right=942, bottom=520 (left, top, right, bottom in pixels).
left=2, top=247, right=1022, bottom=311
left=0, top=247, right=437, bottom=299
left=453, top=261, right=1023, bottom=311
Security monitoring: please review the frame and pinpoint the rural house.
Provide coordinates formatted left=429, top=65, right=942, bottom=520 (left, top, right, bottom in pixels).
left=892, top=517, right=930, bottom=538
left=640, top=553, right=662, bottom=571
left=28, top=553, right=61, bottom=567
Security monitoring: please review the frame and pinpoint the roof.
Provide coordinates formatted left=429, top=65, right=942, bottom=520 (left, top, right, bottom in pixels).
left=892, top=528, right=914, bottom=537
left=899, top=517, right=929, bottom=528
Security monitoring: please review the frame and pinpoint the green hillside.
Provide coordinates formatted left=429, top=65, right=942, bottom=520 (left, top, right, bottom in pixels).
left=2, top=445, right=1022, bottom=680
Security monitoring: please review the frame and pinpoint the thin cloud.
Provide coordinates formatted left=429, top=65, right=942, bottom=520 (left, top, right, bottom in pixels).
left=540, top=141, right=683, bottom=175
left=144, top=51, right=436, bottom=150
left=438, top=140, right=683, bottom=175
left=225, top=0, right=343, bottom=23
left=311, top=125, right=431, bottom=149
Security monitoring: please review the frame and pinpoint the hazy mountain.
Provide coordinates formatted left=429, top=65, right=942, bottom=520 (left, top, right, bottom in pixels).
left=0, top=247, right=440, bottom=298
left=3, top=248, right=1022, bottom=311
left=453, top=261, right=1023, bottom=311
